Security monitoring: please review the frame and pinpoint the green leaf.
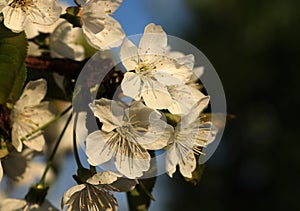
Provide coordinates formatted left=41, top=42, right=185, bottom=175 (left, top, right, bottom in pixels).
left=184, top=164, right=205, bottom=186
left=127, top=177, right=157, bottom=211
left=0, top=22, right=27, bottom=104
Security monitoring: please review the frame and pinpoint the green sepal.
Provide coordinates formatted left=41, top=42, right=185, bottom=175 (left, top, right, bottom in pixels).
left=184, top=164, right=205, bottom=186
left=61, top=7, right=82, bottom=28
left=25, top=185, right=49, bottom=205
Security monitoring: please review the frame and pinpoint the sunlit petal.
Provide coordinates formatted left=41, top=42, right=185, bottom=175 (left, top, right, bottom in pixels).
left=87, top=171, right=119, bottom=185
left=139, top=23, right=167, bottom=55
left=141, top=79, right=173, bottom=109
left=165, top=144, right=180, bottom=178
left=119, top=38, right=139, bottom=71
left=14, top=79, right=47, bottom=109
left=121, top=72, right=141, bottom=100
left=179, top=151, right=197, bottom=179
left=114, top=143, right=151, bottom=179
left=89, top=98, right=124, bottom=132
left=2, top=7, right=26, bottom=33
left=86, top=130, right=116, bottom=166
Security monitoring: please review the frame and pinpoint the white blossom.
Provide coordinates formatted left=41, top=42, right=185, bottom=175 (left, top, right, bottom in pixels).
left=49, top=21, right=87, bottom=61
left=61, top=171, right=137, bottom=211
left=120, top=23, right=194, bottom=110
left=164, top=48, right=206, bottom=115
left=81, top=0, right=125, bottom=50
left=0, top=0, right=62, bottom=33
left=11, top=79, right=55, bottom=152
left=0, top=198, right=58, bottom=211
left=165, top=97, right=217, bottom=178
left=86, top=98, right=173, bottom=179
left=24, top=2, right=67, bottom=39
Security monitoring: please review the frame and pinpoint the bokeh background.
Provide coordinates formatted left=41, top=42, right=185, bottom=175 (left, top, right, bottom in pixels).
left=111, top=0, right=299, bottom=210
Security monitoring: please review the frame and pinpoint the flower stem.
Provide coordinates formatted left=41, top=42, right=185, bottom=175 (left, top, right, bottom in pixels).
left=37, top=113, right=73, bottom=187
left=21, top=105, right=72, bottom=142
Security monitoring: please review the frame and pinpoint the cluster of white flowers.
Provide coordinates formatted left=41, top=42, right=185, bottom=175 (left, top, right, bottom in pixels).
left=0, top=0, right=220, bottom=210
left=84, top=23, right=217, bottom=180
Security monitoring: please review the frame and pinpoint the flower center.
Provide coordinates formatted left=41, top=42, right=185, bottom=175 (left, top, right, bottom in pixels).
left=9, top=0, right=33, bottom=10
left=135, top=61, right=156, bottom=75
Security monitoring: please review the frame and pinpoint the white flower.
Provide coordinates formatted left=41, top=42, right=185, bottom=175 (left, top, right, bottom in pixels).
left=165, top=97, right=217, bottom=178
left=11, top=79, right=55, bottom=152
left=0, top=0, right=62, bottom=33
left=24, top=2, right=67, bottom=39
left=81, top=0, right=125, bottom=50
left=86, top=98, right=173, bottom=178
left=167, top=80, right=206, bottom=115
left=49, top=21, right=87, bottom=61
left=120, top=23, right=194, bottom=110
left=0, top=198, right=58, bottom=211
left=164, top=49, right=206, bottom=115
left=62, top=171, right=137, bottom=211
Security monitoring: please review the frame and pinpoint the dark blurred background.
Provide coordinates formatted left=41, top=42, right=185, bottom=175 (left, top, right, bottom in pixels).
left=134, top=0, right=300, bottom=210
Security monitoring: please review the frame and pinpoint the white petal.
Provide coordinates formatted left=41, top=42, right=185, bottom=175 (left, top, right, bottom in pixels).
left=121, top=72, right=141, bottom=100
left=49, top=21, right=86, bottom=61
left=141, top=79, right=173, bottom=109
left=139, top=23, right=167, bottom=55
left=11, top=121, right=28, bottom=152
left=127, top=101, right=156, bottom=128
left=87, top=171, right=119, bottom=185
left=89, top=99, right=123, bottom=132
left=119, top=38, right=139, bottom=71
left=82, top=0, right=122, bottom=17
left=153, top=70, right=185, bottom=86
left=82, top=13, right=125, bottom=50
left=114, top=144, right=151, bottom=179
left=167, top=84, right=205, bottom=115
left=165, top=144, right=180, bottom=177
left=191, top=66, right=204, bottom=81
left=86, top=130, right=116, bottom=166
left=137, top=111, right=173, bottom=150
left=29, top=0, right=62, bottom=25
left=23, top=102, right=55, bottom=126
left=0, top=199, right=27, bottom=211
left=23, top=134, right=45, bottom=151
left=24, top=22, right=39, bottom=39
left=179, top=151, right=197, bottom=178
left=180, top=96, right=210, bottom=127
left=175, top=54, right=195, bottom=70
left=14, top=79, right=47, bottom=110
left=61, top=184, right=86, bottom=208
left=154, top=59, right=193, bottom=85
left=139, top=123, right=173, bottom=150
left=2, top=7, right=26, bottom=33
left=0, top=162, right=3, bottom=183
left=0, top=1, right=6, bottom=12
